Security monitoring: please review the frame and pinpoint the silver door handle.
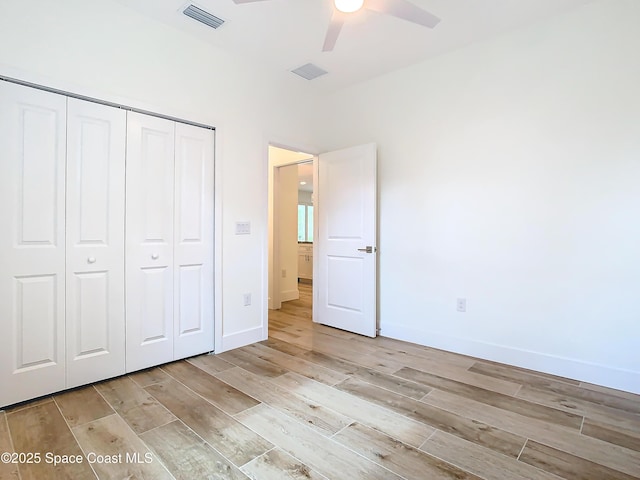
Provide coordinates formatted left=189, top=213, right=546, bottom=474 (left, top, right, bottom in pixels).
left=357, top=246, right=376, bottom=253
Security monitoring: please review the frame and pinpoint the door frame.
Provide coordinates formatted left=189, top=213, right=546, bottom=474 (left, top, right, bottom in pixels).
left=268, top=142, right=317, bottom=312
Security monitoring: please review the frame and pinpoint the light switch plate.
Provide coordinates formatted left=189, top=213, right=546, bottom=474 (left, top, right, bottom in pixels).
left=242, top=293, right=251, bottom=306
left=235, top=221, right=251, bottom=235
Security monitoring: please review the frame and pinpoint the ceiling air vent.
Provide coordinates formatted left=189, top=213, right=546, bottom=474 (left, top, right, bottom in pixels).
left=183, top=4, right=225, bottom=29
left=291, top=63, right=328, bottom=81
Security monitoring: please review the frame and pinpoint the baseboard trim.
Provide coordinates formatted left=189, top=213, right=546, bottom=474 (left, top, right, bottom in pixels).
left=380, top=323, right=640, bottom=395
left=280, top=289, right=299, bottom=302
left=219, top=326, right=265, bottom=353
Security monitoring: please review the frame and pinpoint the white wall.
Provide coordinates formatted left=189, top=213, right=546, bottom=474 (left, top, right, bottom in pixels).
left=298, top=190, right=313, bottom=205
left=312, top=0, right=640, bottom=393
left=0, top=0, right=319, bottom=352
left=278, top=165, right=300, bottom=302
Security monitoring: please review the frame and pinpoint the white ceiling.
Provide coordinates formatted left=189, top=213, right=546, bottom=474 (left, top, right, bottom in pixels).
left=113, top=0, right=594, bottom=91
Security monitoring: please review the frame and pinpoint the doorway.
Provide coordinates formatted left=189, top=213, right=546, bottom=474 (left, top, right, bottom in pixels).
left=268, top=145, right=315, bottom=323
left=267, top=142, right=378, bottom=339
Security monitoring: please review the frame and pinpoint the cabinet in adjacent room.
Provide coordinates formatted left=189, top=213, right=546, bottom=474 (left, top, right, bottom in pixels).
left=298, top=244, right=313, bottom=280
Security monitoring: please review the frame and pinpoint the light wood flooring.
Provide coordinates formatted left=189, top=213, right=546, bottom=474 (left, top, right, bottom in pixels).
left=1, top=283, right=639, bottom=479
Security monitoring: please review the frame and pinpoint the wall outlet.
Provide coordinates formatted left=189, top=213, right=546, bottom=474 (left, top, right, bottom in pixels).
left=281, top=269, right=286, bottom=278
left=456, top=298, right=467, bottom=312
left=242, top=293, right=251, bottom=306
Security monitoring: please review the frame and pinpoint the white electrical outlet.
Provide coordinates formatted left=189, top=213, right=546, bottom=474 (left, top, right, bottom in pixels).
left=281, top=269, right=286, bottom=278
left=456, top=298, right=467, bottom=312
left=235, top=222, right=251, bottom=235
left=242, top=293, right=251, bottom=306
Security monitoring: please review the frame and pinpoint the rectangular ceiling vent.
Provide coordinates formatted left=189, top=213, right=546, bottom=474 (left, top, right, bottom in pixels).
left=291, top=63, right=328, bottom=81
left=183, top=4, right=225, bottom=29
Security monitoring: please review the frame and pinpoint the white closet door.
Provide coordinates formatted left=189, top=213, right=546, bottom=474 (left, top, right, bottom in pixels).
left=173, top=123, right=215, bottom=359
left=126, top=112, right=175, bottom=372
left=0, top=82, right=67, bottom=407
left=66, top=99, right=126, bottom=387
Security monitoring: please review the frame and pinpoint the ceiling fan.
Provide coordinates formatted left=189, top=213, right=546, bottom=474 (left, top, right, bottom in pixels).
left=231, top=0, right=441, bottom=52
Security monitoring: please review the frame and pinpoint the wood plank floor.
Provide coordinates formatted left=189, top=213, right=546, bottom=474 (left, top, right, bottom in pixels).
left=1, top=283, right=639, bottom=479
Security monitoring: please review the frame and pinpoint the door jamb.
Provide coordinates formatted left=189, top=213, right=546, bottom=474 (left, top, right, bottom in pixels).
left=311, top=153, right=319, bottom=324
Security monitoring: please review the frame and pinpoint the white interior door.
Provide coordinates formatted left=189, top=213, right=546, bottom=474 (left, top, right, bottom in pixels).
left=66, top=99, right=126, bottom=387
left=126, top=112, right=175, bottom=372
left=0, top=82, right=67, bottom=406
left=315, top=143, right=377, bottom=337
left=173, top=122, right=215, bottom=359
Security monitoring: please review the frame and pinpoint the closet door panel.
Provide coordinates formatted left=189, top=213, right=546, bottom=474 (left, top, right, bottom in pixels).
left=66, top=99, right=126, bottom=387
left=173, top=123, right=214, bottom=359
left=0, top=82, right=66, bottom=407
left=126, top=112, right=175, bottom=372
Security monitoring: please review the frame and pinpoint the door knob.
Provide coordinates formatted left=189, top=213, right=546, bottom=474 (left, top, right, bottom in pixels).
left=151, top=253, right=159, bottom=260
left=87, top=257, right=96, bottom=264
left=357, top=246, right=376, bottom=253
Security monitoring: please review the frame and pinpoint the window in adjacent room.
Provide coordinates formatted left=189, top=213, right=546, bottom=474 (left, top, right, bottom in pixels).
left=298, top=204, right=313, bottom=242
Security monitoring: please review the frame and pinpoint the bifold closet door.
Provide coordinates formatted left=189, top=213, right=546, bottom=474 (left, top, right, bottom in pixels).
left=0, top=82, right=67, bottom=407
left=66, top=99, right=126, bottom=387
left=173, top=123, right=215, bottom=359
left=126, top=112, right=176, bottom=372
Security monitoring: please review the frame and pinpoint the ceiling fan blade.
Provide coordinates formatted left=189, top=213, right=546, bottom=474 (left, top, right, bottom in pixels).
left=322, top=11, right=345, bottom=52
left=365, top=0, right=440, bottom=28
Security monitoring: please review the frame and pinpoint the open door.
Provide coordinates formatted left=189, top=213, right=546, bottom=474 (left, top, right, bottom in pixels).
left=314, top=143, right=377, bottom=337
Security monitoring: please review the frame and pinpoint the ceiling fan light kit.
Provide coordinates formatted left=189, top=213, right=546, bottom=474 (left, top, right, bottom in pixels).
left=232, top=0, right=440, bottom=53
left=334, top=0, right=364, bottom=13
